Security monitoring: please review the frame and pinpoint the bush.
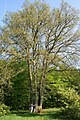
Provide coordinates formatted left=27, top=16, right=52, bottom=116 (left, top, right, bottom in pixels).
left=0, top=104, right=10, bottom=117
left=61, top=103, right=80, bottom=120
left=66, top=104, right=80, bottom=119
left=59, top=88, right=80, bottom=119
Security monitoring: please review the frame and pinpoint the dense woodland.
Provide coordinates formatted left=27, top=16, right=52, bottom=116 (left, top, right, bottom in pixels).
left=0, top=0, right=80, bottom=119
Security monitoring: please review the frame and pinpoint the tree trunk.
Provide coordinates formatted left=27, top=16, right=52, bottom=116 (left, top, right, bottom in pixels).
left=39, top=57, right=47, bottom=110
left=26, top=47, right=34, bottom=113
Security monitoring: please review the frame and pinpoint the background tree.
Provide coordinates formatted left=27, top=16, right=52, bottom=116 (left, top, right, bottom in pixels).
left=0, top=59, right=13, bottom=104
left=44, top=65, right=80, bottom=107
left=5, top=60, right=30, bottom=110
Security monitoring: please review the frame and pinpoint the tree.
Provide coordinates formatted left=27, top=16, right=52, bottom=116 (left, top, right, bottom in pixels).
left=0, top=58, right=27, bottom=105
left=5, top=60, right=30, bottom=110
left=44, top=65, right=80, bottom=109
left=0, top=0, right=80, bottom=112
left=0, top=60, right=13, bottom=104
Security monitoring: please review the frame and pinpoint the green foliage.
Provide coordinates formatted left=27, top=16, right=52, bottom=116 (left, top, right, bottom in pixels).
left=59, top=88, right=80, bottom=119
left=4, top=61, right=30, bottom=110
left=46, top=67, right=80, bottom=119
left=44, top=68, right=68, bottom=108
left=0, top=104, right=10, bottom=117
left=44, top=67, right=80, bottom=109
left=0, top=60, right=13, bottom=104
left=11, top=71, right=30, bottom=110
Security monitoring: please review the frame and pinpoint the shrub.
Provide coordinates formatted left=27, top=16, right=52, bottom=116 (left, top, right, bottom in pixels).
left=59, top=88, right=80, bottom=119
left=0, top=104, right=10, bottom=117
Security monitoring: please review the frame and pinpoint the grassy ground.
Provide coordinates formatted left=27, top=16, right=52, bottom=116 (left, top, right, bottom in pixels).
left=0, top=108, right=72, bottom=120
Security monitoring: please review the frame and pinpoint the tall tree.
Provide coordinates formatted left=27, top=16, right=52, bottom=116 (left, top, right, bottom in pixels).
left=0, top=0, right=80, bottom=112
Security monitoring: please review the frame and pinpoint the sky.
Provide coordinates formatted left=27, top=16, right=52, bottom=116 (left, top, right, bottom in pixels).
left=0, top=0, right=80, bottom=26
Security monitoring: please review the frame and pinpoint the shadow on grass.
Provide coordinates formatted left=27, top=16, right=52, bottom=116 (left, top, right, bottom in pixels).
left=11, top=109, right=72, bottom=120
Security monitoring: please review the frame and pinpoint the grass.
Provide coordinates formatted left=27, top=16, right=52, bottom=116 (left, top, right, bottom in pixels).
left=0, top=108, right=73, bottom=120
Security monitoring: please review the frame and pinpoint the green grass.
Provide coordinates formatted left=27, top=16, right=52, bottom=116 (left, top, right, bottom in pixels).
left=0, top=108, right=72, bottom=120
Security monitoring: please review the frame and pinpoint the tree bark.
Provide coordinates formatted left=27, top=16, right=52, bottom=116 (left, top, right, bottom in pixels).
left=39, top=57, right=47, bottom=109
left=26, top=47, right=34, bottom=113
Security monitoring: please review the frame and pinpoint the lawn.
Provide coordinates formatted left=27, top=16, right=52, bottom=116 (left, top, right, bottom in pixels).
left=0, top=108, right=72, bottom=120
